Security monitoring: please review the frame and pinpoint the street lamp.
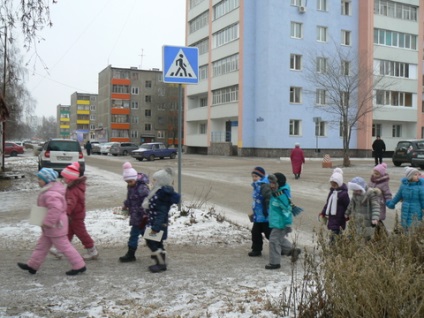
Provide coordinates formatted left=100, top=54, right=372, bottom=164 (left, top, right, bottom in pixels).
left=313, top=117, right=322, bottom=153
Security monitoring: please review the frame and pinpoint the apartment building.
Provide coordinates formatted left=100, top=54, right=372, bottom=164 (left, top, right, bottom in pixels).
left=69, top=92, right=98, bottom=144
left=56, top=104, right=71, bottom=139
left=97, top=66, right=180, bottom=145
left=185, top=0, right=423, bottom=156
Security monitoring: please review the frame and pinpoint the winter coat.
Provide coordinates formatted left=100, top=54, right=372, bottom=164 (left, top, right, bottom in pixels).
left=320, top=183, right=350, bottom=231
left=345, top=188, right=381, bottom=230
left=268, top=183, right=293, bottom=229
left=146, top=185, right=181, bottom=241
left=65, top=176, right=86, bottom=220
left=251, top=176, right=271, bottom=223
left=123, top=173, right=150, bottom=227
left=372, top=139, right=386, bottom=155
left=386, top=177, right=424, bottom=229
left=37, top=181, right=68, bottom=238
left=368, top=174, right=392, bottom=221
left=290, top=147, right=305, bottom=174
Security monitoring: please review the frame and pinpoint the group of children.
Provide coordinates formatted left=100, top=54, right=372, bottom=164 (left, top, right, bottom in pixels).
left=18, top=161, right=180, bottom=276
left=249, top=163, right=424, bottom=270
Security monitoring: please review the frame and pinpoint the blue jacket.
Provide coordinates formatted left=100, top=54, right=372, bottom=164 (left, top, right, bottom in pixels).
left=251, top=176, right=271, bottom=223
left=268, top=184, right=293, bottom=229
left=387, top=178, right=424, bottom=229
left=123, top=173, right=150, bottom=227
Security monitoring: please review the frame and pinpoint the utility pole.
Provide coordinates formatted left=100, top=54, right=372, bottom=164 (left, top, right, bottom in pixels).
left=1, top=26, right=7, bottom=172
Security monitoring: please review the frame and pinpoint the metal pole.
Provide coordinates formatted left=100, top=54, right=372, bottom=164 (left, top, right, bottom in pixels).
left=177, top=84, right=182, bottom=210
left=1, top=26, right=7, bottom=172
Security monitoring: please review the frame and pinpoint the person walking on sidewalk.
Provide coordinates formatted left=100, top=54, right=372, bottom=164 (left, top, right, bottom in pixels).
left=372, top=136, right=386, bottom=166
left=290, top=143, right=305, bottom=179
left=85, top=140, right=92, bottom=156
left=18, top=168, right=86, bottom=276
left=248, top=166, right=272, bottom=257
left=119, top=162, right=150, bottom=262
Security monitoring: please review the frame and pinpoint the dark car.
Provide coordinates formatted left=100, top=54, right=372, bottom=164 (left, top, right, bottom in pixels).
left=5, top=142, right=25, bottom=156
left=109, top=142, right=139, bottom=156
left=38, top=139, right=85, bottom=175
left=130, top=142, right=177, bottom=161
left=392, top=139, right=424, bottom=167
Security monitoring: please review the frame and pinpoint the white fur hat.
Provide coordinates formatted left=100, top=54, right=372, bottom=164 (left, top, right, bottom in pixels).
left=153, top=167, right=174, bottom=187
left=329, top=172, right=343, bottom=187
left=333, top=168, right=343, bottom=175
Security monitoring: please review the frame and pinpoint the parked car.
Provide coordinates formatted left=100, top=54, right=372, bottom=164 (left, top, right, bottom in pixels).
left=4, top=142, right=25, bottom=156
left=409, top=140, right=424, bottom=169
left=130, top=142, right=177, bottom=161
left=100, top=142, right=118, bottom=155
left=392, top=139, right=424, bottom=167
left=110, top=142, right=139, bottom=156
left=92, top=142, right=103, bottom=155
left=38, top=139, right=85, bottom=175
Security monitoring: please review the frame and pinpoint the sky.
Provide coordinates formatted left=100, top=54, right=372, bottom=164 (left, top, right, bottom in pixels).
left=22, top=0, right=186, bottom=118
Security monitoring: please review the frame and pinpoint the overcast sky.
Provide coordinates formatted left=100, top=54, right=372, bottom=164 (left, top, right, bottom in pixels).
left=23, top=0, right=186, bottom=118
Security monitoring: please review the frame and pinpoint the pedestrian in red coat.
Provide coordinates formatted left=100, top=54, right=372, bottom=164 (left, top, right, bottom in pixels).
left=290, top=143, right=305, bottom=179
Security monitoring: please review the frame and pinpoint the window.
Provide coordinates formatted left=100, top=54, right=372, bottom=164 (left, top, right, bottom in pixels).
left=145, top=109, right=151, bottom=117
left=145, top=124, right=152, bottom=131
left=145, top=81, right=152, bottom=88
left=290, top=87, right=302, bottom=103
left=212, top=54, right=239, bottom=77
left=130, top=130, right=138, bottom=138
left=145, top=96, right=152, bottom=103
left=111, top=130, right=129, bottom=138
left=374, top=29, right=417, bottom=50
left=317, top=26, right=328, bottom=42
left=213, top=0, right=239, bottom=20
left=90, top=114, right=96, bottom=120
left=291, top=22, right=303, bottom=39
left=189, top=11, right=208, bottom=34
left=200, top=123, right=207, bottom=134
left=289, top=120, right=301, bottom=136
left=341, top=0, right=351, bottom=15
left=315, top=121, right=326, bottom=137
left=316, top=89, right=327, bottom=105
left=392, top=125, right=401, bottom=137
left=200, top=97, right=208, bottom=107
left=131, top=116, right=139, bottom=124
left=112, top=85, right=130, bottom=93
left=157, top=131, right=165, bottom=138
left=376, top=90, right=413, bottom=107
left=290, top=54, right=302, bottom=70
left=318, top=0, right=328, bottom=11
left=341, top=30, right=351, bottom=45
left=378, top=60, right=410, bottom=78
left=199, top=65, right=208, bottom=80
left=131, top=87, right=139, bottom=95
left=190, top=0, right=206, bottom=9
left=90, top=105, right=96, bottom=111
left=341, top=60, right=350, bottom=75
left=212, top=85, right=239, bottom=105
left=374, top=0, right=417, bottom=21
left=90, top=124, right=96, bottom=130
left=191, top=38, right=209, bottom=55
left=213, top=24, right=239, bottom=48
left=316, top=57, right=328, bottom=73
left=291, top=0, right=302, bottom=5
left=372, top=123, right=382, bottom=137
left=112, top=100, right=130, bottom=108
left=111, top=115, right=129, bottom=123
left=131, top=101, right=138, bottom=109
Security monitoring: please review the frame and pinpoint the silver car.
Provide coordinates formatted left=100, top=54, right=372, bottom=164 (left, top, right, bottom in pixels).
left=100, top=142, right=118, bottom=155
left=109, top=142, right=139, bottom=156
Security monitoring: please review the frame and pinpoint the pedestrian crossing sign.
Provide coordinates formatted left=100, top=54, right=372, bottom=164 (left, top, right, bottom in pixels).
left=163, top=45, right=199, bottom=84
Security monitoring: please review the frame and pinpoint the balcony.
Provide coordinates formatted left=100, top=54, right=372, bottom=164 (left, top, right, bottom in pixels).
left=111, top=108, right=130, bottom=115
left=77, top=110, right=90, bottom=115
left=77, top=120, right=90, bottom=125
left=111, top=123, right=130, bottom=129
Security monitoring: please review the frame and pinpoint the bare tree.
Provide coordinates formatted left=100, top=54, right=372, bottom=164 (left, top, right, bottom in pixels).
left=303, top=44, right=392, bottom=166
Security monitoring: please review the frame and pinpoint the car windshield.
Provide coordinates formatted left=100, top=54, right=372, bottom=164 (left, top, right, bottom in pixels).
left=47, top=141, right=80, bottom=152
left=139, top=144, right=152, bottom=149
left=416, top=142, right=424, bottom=149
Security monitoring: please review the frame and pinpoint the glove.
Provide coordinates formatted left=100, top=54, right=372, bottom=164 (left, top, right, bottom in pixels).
left=318, top=215, right=328, bottom=225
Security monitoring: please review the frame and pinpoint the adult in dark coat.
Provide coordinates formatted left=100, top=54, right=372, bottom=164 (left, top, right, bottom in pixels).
left=85, top=141, right=92, bottom=156
left=372, top=136, right=386, bottom=166
left=290, top=143, right=305, bottom=179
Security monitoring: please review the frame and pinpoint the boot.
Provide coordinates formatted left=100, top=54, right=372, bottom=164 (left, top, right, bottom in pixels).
left=149, top=251, right=167, bottom=273
left=66, top=266, right=86, bottom=276
left=83, top=246, right=99, bottom=260
left=17, top=263, right=37, bottom=274
left=119, top=247, right=137, bottom=262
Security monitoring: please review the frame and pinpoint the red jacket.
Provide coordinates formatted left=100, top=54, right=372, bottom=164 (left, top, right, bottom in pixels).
left=66, top=176, right=87, bottom=219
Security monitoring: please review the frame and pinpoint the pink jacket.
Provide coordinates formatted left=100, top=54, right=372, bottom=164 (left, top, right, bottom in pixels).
left=37, top=181, right=68, bottom=237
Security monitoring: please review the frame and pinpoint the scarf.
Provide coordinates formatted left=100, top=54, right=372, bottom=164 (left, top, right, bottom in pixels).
left=325, top=190, right=339, bottom=216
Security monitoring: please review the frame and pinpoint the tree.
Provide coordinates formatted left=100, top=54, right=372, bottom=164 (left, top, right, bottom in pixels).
left=303, top=44, right=392, bottom=167
left=35, top=115, right=56, bottom=140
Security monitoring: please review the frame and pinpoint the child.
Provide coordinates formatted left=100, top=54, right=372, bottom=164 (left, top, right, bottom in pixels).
left=265, top=173, right=300, bottom=270
left=142, top=167, right=180, bottom=273
left=345, top=177, right=380, bottom=241
left=62, top=162, right=98, bottom=260
left=119, top=162, right=150, bottom=262
left=386, top=167, right=424, bottom=231
left=319, top=170, right=350, bottom=240
left=17, top=168, right=86, bottom=276
left=248, top=166, right=272, bottom=257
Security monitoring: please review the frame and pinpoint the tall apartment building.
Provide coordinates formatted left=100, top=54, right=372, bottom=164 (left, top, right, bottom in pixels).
left=185, top=0, right=423, bottom=156
left=97, top=66, right=179, bottom=144
left=56, top=104, right=71, bottom=139
left=69, top=92, right=98, bottom=144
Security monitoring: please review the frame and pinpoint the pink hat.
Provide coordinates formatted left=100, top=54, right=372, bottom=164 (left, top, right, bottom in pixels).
left=61, top=162, right=81, bottom=181
left=123, top=162, right=137, bottom=181
left=373, top=163, right=387, bottom=176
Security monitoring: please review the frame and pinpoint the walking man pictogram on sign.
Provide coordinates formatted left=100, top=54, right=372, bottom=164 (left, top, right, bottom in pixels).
left=171, top=54, right=192, bottom=77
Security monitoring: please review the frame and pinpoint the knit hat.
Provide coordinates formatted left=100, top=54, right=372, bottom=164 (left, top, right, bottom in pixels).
left=153, top=167, right=174, bottom=187
left=269, top=172, right=286, bottom=188
left=329, top=172, right=343, bottom=187
left=122, top=162, right=137, bottom=181
left=373, top=163, right=387, bottom=176
left=333, top=168, right=343, bottom=175
left=348, top=177, right=367, bottom=194
left=405, top=167, right=420, bottom=180
left=61, top=162, right=81, bottom=181
left=37, top=168, right=58, bottom=184
left=251, top=166, right=266, bottom=178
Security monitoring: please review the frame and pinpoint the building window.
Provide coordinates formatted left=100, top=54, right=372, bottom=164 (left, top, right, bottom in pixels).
left=131, top=72, right=138, bottom=80
left=90, top=124, right=96, bottom=130
left=372, top=123, right=382, bottom=137
left=90, top=105, right=96, bottom=111
left=213, top=23, right=239, bottom=48
left=191, top=37, right=209, bottom=55
left=290, top=54, right=302, bottom=70
left=131, top=87, right=139, bottom=95
left=145, top=124, right=152, bottom=131
left=318, top=0, right=328, bottom=11
left=200, top=97, right=208, bottom=107
left=145, top=109, right=151, bottom=117
left=130, top=130, right=138, bottom=138
left=392, top=125, right=401, bottom=137
left=378, top=60, right=410, bottom=78
left=376, top=90, right=413, bottom=107
left=341, top=0, right=351, bottom=15
left=131, top=101, right=138, bottom=109
left=316, top=57, right=328, bottom=73
left=90, top=114, right=96, bottom=120
left=291, top=0, right=302, bottom=5
left=112, top=85, right=130, bottom=93
left=341, top=60, right=350, bottom=75
left=111, top=130, right=129, bottom=138
left=145, top=95, right=152, bottom=103
left=190, top=0, right=206, bottom=9
left=317, top=26, right=328, bottom=42
left=131, top=116, right=139, bottom=124
left=145, top=81, right=152, bottom=88
left=316, top=89, right=327, bottom=105
left=189, top=11, right=208, bottom=34
left=112, top=100, right=130, bottom=108
left=157, top=130, right=165, bottom=138
left=374, top=29, right=417, bottom=50
left=315, top=121, right=326, bottom=137
left=291, top=22, right=303, bottom=39
left=199, top=65, right=208, bottom=80
left=290, top=87, right=302, bottom=104
left=289, top=120, right=301, bottom=136
left=111, top=115, right=129, bottom=123
left=341, top=30, right=351, bottom=46
left=374, top=0, right=417, bottom=21
left=213, top=0, right=240, bottom=20
left=212, top=85, right=239, bottom=105
left=200, top=123, right=207, bottom=134
left=212, top=54, right=239, bottom=77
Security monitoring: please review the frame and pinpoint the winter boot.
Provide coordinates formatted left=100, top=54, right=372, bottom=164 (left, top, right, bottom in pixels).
left=119, top=247, right=137, bottom=262
left=149, top=250, right=167, bottom=273
left=248, top=250, right=262, bottom=257
left=17, top=263, right=37, bottom=274
left=49, top=247, right=63, bottom=260
left=66, top=266, right=86, bottom=276
left=83, top=246, right=99, bottom=260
